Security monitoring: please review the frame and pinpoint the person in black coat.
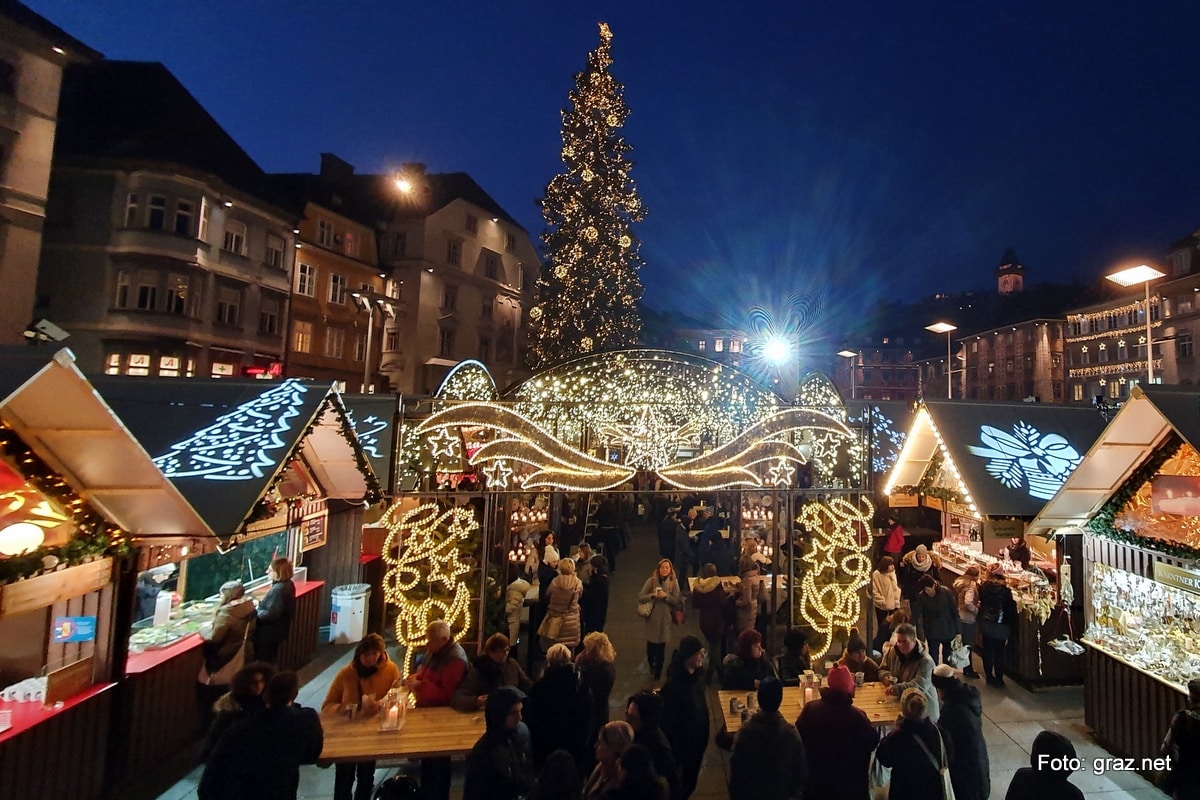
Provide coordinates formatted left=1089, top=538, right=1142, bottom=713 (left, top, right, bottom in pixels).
left=729, top=677, right=807, bottom=800
left=911, top=574, right=961, bottom=666
left=656, top=508, right=679, bottom=563
left=659, top=635, right=709, bottom=800
left=875, top=688, right=953, bottom=800
left=254, top=557, right=296, bottom=665
left=1158, top=676, right=1200, bottom=800
left=931, top=665, right=990, bottom=800
left=719, top=628, right=778, bottom=690
left=581, top=555, right=610, bottom=634
left=198, top=671, right=323, bottom=800
left=976, top=563, right=1017, bottom=687
left=625, top=691, right=682, bottom=800
left=576, top=632, right=617, bottom=769
left=463, top=685, right=536, bottom=800
left=200, top=661, right=275, bottom=762
left=795, top=665, right=878, bottom=800
left=524, top=644, right=591, bottom=769
left=1004, top=730, right=1085, bottom=800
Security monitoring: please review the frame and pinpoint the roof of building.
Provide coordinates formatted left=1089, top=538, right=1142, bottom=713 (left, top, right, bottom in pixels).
left=356, top=170, right=527, bottom=232
left=996, top=247, right=1025, bottom=273
left=53, top=60, right=282, bottom=209
left=0, top=0, right=101, bottom=61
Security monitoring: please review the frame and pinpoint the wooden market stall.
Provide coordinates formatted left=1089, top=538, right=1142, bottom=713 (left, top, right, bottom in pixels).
left=89, top=375, right=381, bottom=798
left=1025, top=386, right=1200, bottom=775
left=885, top=400, right=1107, bottom=687
left=0, top=348, right=212, bottom=800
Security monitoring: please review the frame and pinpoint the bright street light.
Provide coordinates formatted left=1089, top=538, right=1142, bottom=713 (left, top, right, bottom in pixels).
left=837, top=349, right=857, bottom=399
left=1105, top=263, right=1166, bottom=385
left=763, top=336, right=791, bottom=365
left=925, top=322, right=958, bottom=399
left=394, top=176, right=414, bottom=194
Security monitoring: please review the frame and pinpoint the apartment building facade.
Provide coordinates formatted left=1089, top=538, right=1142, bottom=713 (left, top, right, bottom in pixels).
left=961, top=319, right=1064, bottom=402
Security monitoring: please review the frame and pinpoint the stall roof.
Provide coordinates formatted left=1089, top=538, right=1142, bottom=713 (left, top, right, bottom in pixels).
left=0, top=348, right=212, bottom=540
left=1026, top=387, right=1196, bottom=538
left=89, top=376, right=380, bottom=538
left=887, top=400, right=1109, bottom=518
left=340, top=394, right=400, bottom=492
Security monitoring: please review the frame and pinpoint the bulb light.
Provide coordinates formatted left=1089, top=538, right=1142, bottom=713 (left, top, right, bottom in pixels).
left=795, top=496, right=874, bottom=658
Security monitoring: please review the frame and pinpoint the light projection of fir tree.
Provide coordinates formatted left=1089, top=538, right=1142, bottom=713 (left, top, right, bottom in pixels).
left=153, top=379, right=308, bottom=480
left=346, top=409, right=387, bottom=460
left=380, top=501, right=476, bottom=675
left=529, top=22, right=646, bottom=369
left=795, top=496, right=873, bottom=658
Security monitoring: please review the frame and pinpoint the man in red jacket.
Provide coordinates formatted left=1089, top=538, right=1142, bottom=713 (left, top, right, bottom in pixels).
left=402, top=620, right=468, bottom=800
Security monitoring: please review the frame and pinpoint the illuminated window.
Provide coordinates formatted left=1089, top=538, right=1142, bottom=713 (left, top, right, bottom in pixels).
left=266, top=234, right=284, bottom=268
left=329, top=273, right=348, bottom=304
left=385, top=279, right=402, bottom=300
left=259, top=296, right=280, bottom=335
left=730, top=339, right=742, bottom=353
left=293, top=319, right=313, bottom=353
left=342, top=231, right=358, bottom=257
left=222, top=220, right=247, bottom=255
left=128, top=354, right=151, bottom=376
left=216, top=286, right=241, bottom=326
left=105, top=353, right=121, bottom=375
left=211, top=362, right=235, bottom=378
left=697, top=340, right=706, bottom=351
left=147, top=195, right=166, bottom=230
left=714, top=339, right=724, bottom=352
left=317, top=219, right=333, bottom=247
left=296, top=262, right=315, bottom=296
left=159, top=356, right=181, bottom=377
left=447, top=240, right=462, bottom=267
left=174, top=200, right=194, bottom=236
left=324, top=327, right=345, bottom=358
left=1108, top=381, right=1119, bottom=399
left=1073, top=383, right=1084, bottom=401
left=124, top=193, right=139, bottom=227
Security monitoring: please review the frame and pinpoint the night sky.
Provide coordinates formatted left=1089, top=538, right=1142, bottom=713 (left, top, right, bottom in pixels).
left=25, top=1, right=1200, bottom=335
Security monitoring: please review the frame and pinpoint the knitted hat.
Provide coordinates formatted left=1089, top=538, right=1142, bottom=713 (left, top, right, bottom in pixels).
left=757, top=677, right=783, bottom=712
left=543, top=545, right=560, bottom=567
left=677, top=634, right=705, bottom=662
left=912, top=545, right=932, bottom=572
left=931, top=663, right=959, bottom=690
left=826, top=664, right=856, bottom=696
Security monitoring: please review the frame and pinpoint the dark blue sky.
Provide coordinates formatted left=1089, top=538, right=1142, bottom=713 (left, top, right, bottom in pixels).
left=27, top=1, right=1200, bottom=327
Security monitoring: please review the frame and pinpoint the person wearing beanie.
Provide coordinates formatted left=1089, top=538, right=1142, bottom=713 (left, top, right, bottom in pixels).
left=463, top=686, right=535, bottom=800
left=624, top=691, right=682, bottom=800
left=796, top=664, right=879, bottom=800
left=931, top=664, right=990, bottom=800
left=728, top=676, right=807, bottom=800
left=898, top=544, right=942, bottom=603
left=720, top=628, right=779, bottom=690
left=1003, top=730, right=1085, bottom=800
left=911, top=572, right=961, bottom=666
left=837, top=629, right=881, bottom=683
left=660, top=635, right=709, bottom=799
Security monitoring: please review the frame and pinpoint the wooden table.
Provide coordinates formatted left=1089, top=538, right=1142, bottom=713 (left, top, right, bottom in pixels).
left=318, top=705, right=485, bottom=764
left=718, top=683, right=900, bottom=734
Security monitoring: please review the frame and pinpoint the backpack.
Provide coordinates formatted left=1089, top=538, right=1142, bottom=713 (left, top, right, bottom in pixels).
left=374, top=774, right=424, bottom=800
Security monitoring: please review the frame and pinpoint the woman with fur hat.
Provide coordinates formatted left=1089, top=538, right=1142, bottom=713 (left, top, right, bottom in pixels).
left=321, top=634, right=401, bottom=800
left=659, top=635, right=709, bottom=799
left=796, top=663, right=878, bottom=800
left=931, top=664, right=990, bottom=800
left=898, top=544, right=942, bottom=604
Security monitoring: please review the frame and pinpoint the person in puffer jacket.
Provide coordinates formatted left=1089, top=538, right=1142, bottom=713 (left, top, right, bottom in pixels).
left=463, top=685, right=535, bottom=800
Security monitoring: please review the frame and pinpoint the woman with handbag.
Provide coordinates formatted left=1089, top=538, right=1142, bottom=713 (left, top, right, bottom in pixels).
left=875, top=687, right=955, bottom=800
left=540, top=557, right=583, bottom=652
left=638, top=559, right=683, bottom=682
left=197, top=580, right=257, bottom=715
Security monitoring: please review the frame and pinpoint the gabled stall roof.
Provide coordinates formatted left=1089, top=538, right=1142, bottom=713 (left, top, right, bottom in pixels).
left=340, top=395, right=400, bottom=493
left=887, top=400, right=1109, bottom=518
left=0, top=348, right=211, bottom=540
left=89, top=376, right=380, bottom=538
left=1027, top=387, right=1195, bottom=537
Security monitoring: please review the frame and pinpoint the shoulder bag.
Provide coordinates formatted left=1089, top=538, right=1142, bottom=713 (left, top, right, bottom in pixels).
left=199, top=621, right=250, bottom=686
left=911, top=726, right=955, bottom=800
left=636, top=599, right=653, bottom=618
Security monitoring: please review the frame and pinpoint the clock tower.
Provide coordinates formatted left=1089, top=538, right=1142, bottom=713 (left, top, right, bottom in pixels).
left=995, top=247, right=1026, bottom=296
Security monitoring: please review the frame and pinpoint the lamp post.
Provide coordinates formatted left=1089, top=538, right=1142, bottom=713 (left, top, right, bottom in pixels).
left=351, top=289, right=396, bottom=393
left=1105, top=263, right=1166, bottom=385
left=925, top=322, right=958, bottom=399
left=837, top=349, right=857, bottom=400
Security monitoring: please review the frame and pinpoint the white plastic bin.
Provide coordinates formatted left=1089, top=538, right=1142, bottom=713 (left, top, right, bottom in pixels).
left=330, top=583, right=371, bottom=644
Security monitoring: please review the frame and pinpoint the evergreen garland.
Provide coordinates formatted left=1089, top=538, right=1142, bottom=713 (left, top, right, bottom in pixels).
left=893, top=451, right=964, bottom=504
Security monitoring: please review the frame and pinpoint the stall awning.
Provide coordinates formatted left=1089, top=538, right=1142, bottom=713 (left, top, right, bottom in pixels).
left=0, top=347, right=212, bottom=540
left=1026, top=387, right=1193, bottom=538
left=888, top=400, right=1109, bottom=519
left=90, top=376, right=381, bottom=539
left=341, top=395, right=401, bottom=492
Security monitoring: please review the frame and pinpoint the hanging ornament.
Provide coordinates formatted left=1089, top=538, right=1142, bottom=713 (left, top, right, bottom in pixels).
left=585, top=226, right=598, bottom=242
left=581, top=337, right=594, bottom=352
left=619, top=235, right=632, bottom=248
left=581, top=169, right=594, bottom=182
left=530, top=306, right=543, bottom=320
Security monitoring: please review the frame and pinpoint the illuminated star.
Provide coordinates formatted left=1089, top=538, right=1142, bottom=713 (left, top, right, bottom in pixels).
left=427, top=428, right=461, bottom=461
left=768, top=458, right=795, bottom=487
left=482, top=459, right=514, bottom=489
left=599, top=406, right=682, bottom=470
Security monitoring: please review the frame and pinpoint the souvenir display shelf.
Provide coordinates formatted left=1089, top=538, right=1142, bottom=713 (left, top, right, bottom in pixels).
left=934, top=541, right=1059, bottom=622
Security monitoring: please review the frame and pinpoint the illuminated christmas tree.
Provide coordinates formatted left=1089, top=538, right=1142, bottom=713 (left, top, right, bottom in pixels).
left=530, top=22, right=646, bottom=369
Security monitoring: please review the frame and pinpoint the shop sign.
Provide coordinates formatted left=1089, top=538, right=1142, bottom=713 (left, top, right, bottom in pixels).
left=923, top=496, right=945, bottom=511
left=299, top=509, right=328, bottom=552
left=987, top=518, right=1025, bottom=539
left=52, top=615, right=96, bottom=643
left=1153, top=562, right=1200, bottom=597
left=947, top=501, right=977, bottom=520
left=889, top=492, right=918, bottom=508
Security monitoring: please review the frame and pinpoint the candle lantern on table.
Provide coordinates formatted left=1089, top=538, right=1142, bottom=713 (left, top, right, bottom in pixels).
left=380, top=687, right=407, bottom=732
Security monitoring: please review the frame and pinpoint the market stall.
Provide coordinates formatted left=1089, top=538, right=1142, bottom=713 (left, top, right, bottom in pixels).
left=1026, top=386, right=1200, bottom=773
left=885, top=400, right=1106, bottom=687
left=0, top=348, right=212, bottom=800
left=89, top=375, right=380, bottom=798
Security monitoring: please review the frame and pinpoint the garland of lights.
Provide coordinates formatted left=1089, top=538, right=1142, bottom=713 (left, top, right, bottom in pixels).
left=1067, top=297, right=1159, bottom=325
left=436, top=360, right=499, bottom=402
left=0, top=423, right=130, bottom=583
left=794, top=496, right=874, bottom=658
left=1064, top=323, right=1161, bottom=345
left=1068, top=363, right=1152, bottom=379
left=380, top=501, right=478, bottom=675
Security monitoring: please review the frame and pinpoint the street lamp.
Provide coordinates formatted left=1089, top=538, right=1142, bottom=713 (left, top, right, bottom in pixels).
left=925, top=322, right=958, bottom=399
left=1105, top=263, right=1166, bottom=385
left=351, top=290, right=396, bottom=393
left=837, top=349, right=857, bottom=399
left=763, top=335, right=797, bottom=402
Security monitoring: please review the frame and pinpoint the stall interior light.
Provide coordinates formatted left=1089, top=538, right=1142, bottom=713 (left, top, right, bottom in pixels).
left=0, top=522, right=45, bottom=556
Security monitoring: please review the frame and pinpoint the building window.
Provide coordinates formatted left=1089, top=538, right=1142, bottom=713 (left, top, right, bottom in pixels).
left=505, top=232, right=516, bottom=252
left=391, top=232, right=406, bottom=258
left=697, top=340, right=706, bottom=351
left=198, top=197, right=210, bottom=242
left=1151, top=302, right=1161, bottom=322
left=1004, top=357, right=1014, bottom=373
left=1117, top=341, right=1127, bottom=360
left=293, top=320, right=313, bottom=353
left=730, top=339, right=742, bottom=353
left=114, top=270, right=130, bottom=308
left=136, top=273, right=157, bottom=311
left=519, top=269, right=529, bottom=291
left=317, top=219, right=333, bottom=247
left=210, top=362, right=235, bottom=378
left=465, top=214, right=478, bottom=235
left=166, top=274, right=190, bottom=315
left=1178, top=297, right=1194, bottom=315
left=1080, top=347, right=1090, bottom=365
left=127, top=354, right=151, bottom=377
left=259, top=296, right=280, bottom=335
left=714, top=338, right=724, bottom=352
left=384, top=330, right=400, bottom=351
left=296, top=262, right=315, bottom=296
left=485, top=254, right=499, bottom=280
left=222, top=220, right=247, bottom=255
left=329, top=273, right=348, bottom=304
left=1072, top=383, right=1084, bottom=401
left=442, top=284, right=458, bottom=311
left=216, top=286, right=241, bottom=326
left=124, top=194, right=139, bottom=227
left=385, top=279, right=402, bottom=300
left=1179, top=331, right=1194, bottom=358
left=159, top=356, right=181, bottom=377
left=324, top=327, right=345, bottom=358
left=1051, top=353, right=1062, bottom=368
left=147, top=195, right=167, bottom=230
left=479, top=337, right=492, bottom=361
left=104, top=353, right=121, bottom=375
left=266, top=235, right=284, bottom=269
left=481, top=298, right=493, bottom=320
left=174, top=200, right=194, bottom=236
left=447, top=240, right=462, bottom=267
left=354, top=333, right=366, bottom=362
left=438, top=328, right=455, bottom=358
left=1098, top=344, right=1108, bottom=363
left=342, top=231, right=358, bottom=257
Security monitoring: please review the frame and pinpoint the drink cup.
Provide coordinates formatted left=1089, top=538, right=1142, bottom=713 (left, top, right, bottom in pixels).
left=854, top=672, right=865, bottom=687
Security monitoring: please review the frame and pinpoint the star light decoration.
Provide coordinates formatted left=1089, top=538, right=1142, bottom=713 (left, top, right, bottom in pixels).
left=427, top=428, right=462, bottom=463
left=597, top=405, right=682, bottom=470
left=380, top=501, right=477, bottom=675
left=795, top=496, right=874, bottom=658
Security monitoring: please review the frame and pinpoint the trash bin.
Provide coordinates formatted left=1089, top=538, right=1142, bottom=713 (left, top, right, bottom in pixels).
left=330, top=583, right=371, bottom=644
